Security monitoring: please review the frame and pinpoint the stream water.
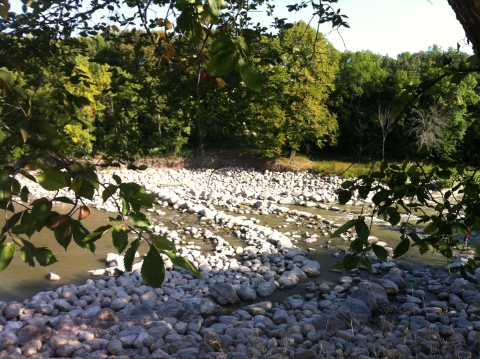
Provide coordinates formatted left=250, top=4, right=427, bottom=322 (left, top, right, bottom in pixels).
left=0, top=201, right=470, bottom=303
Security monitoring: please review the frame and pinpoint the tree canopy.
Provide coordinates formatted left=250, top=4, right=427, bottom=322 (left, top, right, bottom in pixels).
left=1, top=0, right=480, bottom=282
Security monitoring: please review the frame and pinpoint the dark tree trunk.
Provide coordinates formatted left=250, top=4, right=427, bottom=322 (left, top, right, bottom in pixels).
left=447, top=0, right=480, bottom=57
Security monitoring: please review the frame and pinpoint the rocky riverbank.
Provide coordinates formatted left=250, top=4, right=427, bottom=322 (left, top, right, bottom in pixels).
left=1, top=167, right=479, bottom=359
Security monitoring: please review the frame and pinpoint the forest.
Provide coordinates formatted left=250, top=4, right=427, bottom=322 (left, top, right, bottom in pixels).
left=1, top=0, right=480, bottom=278
left=1, top=1, right=479, bottom=166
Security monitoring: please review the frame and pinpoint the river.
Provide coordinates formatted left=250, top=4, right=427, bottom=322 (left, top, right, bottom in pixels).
left=0, top=201, right=468, bottom=303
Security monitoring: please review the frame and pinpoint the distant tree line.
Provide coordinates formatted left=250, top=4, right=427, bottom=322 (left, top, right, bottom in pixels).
left=2, top=20, right=479, bottom=164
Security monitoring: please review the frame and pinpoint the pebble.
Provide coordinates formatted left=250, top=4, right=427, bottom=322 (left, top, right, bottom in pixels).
left=7, top=166, right=475, bottom=358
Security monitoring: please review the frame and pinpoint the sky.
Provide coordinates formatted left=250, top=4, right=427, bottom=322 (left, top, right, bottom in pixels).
left=260, top=0, right=471, bottom=57
left=8, top=0, right=472, bottom=57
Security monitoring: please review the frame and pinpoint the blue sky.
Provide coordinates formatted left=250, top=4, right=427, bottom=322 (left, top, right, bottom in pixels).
left=260, top=0, right=471, bottom=57
left=9, top=0, right=471, bottom=57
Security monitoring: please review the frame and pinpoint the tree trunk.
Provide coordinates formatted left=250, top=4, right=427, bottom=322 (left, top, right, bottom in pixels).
left=447, top=0, right=480, bottom=56
left=289, top=148, right=296, bottom=161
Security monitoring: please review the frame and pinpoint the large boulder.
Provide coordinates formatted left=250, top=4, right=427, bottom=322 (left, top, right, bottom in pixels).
left=210, top=283, right=240, bottom=305
left=334, top=297, right=372, bottom=327
left=300, top=260, right=321, bottom=277
left=182, top=298, right=217, bottom=317
left=236, top=286, right=257, bottom=302
left=350, top=281, right=388, bottom=311
left=370, top=278, right=399, bottom=295
left=277, top=266, right=308, bottom=289
left=382, top=268, right=406, bottom=291
left=256, top=281, right=276, bottom=297
left=156, top=298, right=185, bottom=318
left=314, top=315, right=346, bottom=334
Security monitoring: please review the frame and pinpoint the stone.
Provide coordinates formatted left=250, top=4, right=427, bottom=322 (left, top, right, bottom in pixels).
left=17, top=325, right=53, bottom=345
left=335, top=297, right=372, bottom=327
left=256, top=281, right=276, bottom=297
left=236, top=286, right=257, bottom=302
left=110, top=297, right=129, bottom=311
left=350, top=281, right=388, bottom=311
left=210, top=283, right=240, bottom=305
left=92, top=308, right=118, bottom=329
left=182, top=298, right=216, bottom=317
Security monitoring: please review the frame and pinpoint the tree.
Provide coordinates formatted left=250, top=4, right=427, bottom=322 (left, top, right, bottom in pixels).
left=1, top=0, right=480, bottom=283
left=0, top=0, right=349, bottom=284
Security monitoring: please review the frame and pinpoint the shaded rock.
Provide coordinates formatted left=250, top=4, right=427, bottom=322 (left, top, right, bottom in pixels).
left=314, top=316, right=346, bottom=334
left=236, top=286, right=257, bottom=302
left=157, top=298, right=185, bottom=318
left=256, top=281, right=276, bottom=297
left=5, top=303, right=21, bottom=320
left=92, top=308, right=118, bottom=329
left=350, top=281, right=388, bottom=311
left=370, top=278, right=399, bottom=295
left=382, top=268, right=406, bottom=291
left=334, top=297, right=372, bottom=327
left=55, top=316, right=83, bottom=334
left=125, top=303, right=158, bottom=322
left=210, top=283, right=240, bottom=305
left=17, top=325, right=52, bottom=346
left=301, top=260, right=321, bottom=277
left=182, top=298, right=217, bottom=317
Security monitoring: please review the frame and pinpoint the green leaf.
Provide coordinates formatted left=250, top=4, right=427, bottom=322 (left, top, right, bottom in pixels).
left=53, top=196, right=75, bottom=205
left=1, top=212, right=22, bottom=234
left=71, top=220, right=95, bottom=252
left=330, top=219, right=357, bottom=238
left=360, top=257, right=373, bottom=272
left=121, top=198, right=130, bottom=215
left=36, top=171, right=66, bottom=191
left=387, top=208, right=401, bottom=226
left=112, top=226, right=128, bottom=253
left=136, top=192, right=158, bottom=207
left=151, top=235, right=175, bottom=251
left=329, top=263, right=344, bottom=271
left=0, top=243, right=15, bottom=271
left=341, top=181, right=354, bottom=189
left=343, top=254, right=359, bottom=271
left=124, top=238, right=140, bottom=272
left=102, top=184, right=118, bottom=202
left=0, top=69, right=14, bottom=87
left=30, top=199, right=52, bottom=232
left=83, top=225, right=112, bottom=243
left=20, top=186, right=29, bottom=202
left=349, top=238, right=364, bottom=252
left=112, top=174, right=122, bottom=184
left=208, top=37, right=238, bottom=76
left=423, top=222, right=437, bottom=234
left=337, top=190, right=352, bottom=205
left=161, top=250, right=202, bottom=279
left=393, top=239, right=410, bottom=258
left=372, top=190, right=393, bottom=205
left=70, top=176, right=83, bottom=193
left=78, top=179, right=95, bottom=200
left=53, top=221, right=72, bottom=250
left=141, top=244, right=166, bottom=287
left=35, top=248, right=58, bottom=266
left=237, top=59, right=263, bottom=92
left=206, top=0, right=225, bottom=19
left=20, top=239, right=36, bottom=267
left=355, top=220, right=369, bottom=243
left=130, top=211, right=150, bottom=229
left=372, top=244, right=388, bottom=261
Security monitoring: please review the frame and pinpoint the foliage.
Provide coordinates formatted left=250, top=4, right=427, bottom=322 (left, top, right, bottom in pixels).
left=0, top=0, right=480, bottom=284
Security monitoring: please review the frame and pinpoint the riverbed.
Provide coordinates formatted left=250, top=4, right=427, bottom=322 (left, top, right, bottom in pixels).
left=0, top=179, right=464, bottom=303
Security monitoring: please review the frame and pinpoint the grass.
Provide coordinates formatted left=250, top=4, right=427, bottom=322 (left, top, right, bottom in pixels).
left=276, top=155, right=378, bottom=178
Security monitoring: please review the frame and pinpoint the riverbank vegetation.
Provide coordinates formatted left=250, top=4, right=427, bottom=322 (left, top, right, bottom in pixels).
left=1, top=0, right=480, bottom=282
